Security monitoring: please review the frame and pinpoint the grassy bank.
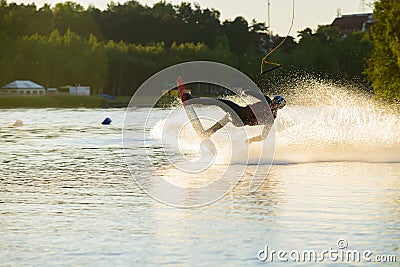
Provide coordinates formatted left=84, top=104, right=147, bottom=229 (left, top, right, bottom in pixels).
left=0, top=95, right=131, bottom=108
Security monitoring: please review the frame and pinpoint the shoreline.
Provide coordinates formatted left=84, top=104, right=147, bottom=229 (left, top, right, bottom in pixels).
left=0, top=95, right=184, bottom=109
left=0, top=95, right=131, bottom=109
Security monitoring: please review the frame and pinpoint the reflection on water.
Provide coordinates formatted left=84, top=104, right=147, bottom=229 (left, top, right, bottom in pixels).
left=0, top=108, right=399, bottom=266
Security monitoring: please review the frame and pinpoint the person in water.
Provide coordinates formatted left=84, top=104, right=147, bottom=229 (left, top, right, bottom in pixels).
left=177, top=76, right=286, bottom=143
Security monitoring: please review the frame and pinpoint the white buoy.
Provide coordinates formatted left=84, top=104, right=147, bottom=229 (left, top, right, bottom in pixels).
left=12, top=120, right=23, bottom=127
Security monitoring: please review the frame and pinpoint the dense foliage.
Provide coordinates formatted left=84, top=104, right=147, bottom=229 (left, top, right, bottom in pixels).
left=366, top=0, right=400, bottom=100
left=0, top=0, right=374, bottom=96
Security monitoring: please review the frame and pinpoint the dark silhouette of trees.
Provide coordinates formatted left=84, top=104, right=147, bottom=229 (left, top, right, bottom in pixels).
left=0, top=0, right=375, bottom=96
left=366, top=0, right=400, bottom=100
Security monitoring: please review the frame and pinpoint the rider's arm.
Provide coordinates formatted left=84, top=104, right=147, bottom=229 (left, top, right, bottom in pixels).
left=246, top=123, right=272, bottom=144
left=242, top=90, right=272, bottom=104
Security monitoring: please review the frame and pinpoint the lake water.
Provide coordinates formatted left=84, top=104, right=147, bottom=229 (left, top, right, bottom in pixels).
left=1, top=105, right=399, bottom=266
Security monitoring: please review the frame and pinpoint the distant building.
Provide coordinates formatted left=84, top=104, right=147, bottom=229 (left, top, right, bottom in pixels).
left=1, top=80, right=46, bottom=95
left=161, top=83, right=191, bottom=97
left=331, top=13, right=375, bottom=38
left=47, top=88, right=58, bottom=94
left=58, top=85, right=90, bottom=96
left=161, top=82, right=230, bottom=96
left=162, top=88, right=190, bottom=97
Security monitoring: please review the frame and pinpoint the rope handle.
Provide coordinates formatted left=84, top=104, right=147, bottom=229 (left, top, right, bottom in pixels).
left=260, top=0, right=295, bottom=74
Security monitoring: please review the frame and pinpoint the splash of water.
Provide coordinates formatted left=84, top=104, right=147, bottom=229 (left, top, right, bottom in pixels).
left=151, top=77, right=400, bottom=164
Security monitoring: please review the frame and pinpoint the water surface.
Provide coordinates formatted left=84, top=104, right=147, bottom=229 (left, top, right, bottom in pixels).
left=1, top=108, right=399, bottom=266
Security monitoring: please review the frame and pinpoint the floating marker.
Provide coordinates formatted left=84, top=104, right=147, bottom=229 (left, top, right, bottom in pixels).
left=101, top=117, right=112, bottom=125
left=12, top=120, right=23, bottom=127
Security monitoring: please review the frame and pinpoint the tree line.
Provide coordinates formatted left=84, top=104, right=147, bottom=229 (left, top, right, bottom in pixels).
left=366, top=0, right=400, bottom=100
left=0, top=0, right=386, bottom=97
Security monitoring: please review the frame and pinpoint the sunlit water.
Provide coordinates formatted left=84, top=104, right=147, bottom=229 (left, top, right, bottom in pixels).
left=1, top=103, right=399, bottom=265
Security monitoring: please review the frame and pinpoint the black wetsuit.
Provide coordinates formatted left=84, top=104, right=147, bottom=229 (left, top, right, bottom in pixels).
left=185, top=91, right=276, bottom=127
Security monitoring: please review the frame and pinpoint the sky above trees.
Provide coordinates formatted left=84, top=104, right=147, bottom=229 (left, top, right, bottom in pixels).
left=12, top=0, right=374, bottom=36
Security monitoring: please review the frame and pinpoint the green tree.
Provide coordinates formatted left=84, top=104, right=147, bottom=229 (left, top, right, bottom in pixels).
left=2, top=2, right=38, bottom=37
left=366, top=0, right=400, bottom=99
left=337, top=32, right=373, bottom=80
left=223, top=17, right=250, bottom=57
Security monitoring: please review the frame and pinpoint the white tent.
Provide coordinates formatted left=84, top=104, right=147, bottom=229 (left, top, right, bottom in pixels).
left=2, top=80, right=46, bottom=95
left=69, top=86, right=90, bottom=96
